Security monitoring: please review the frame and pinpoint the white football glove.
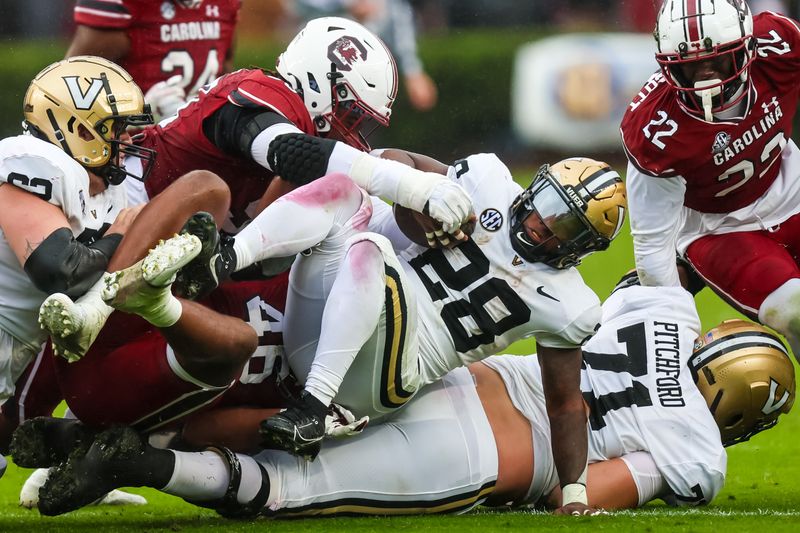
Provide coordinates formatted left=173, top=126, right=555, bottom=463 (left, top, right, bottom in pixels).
left=144, top=75, right=186, bottom=119
left=325, top=403, right=369, bottom=438
left=424, top=180, right=474, bottom=233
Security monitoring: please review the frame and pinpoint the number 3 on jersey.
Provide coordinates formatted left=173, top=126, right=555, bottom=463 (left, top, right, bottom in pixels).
left=409, top=239, right=530, bottom=352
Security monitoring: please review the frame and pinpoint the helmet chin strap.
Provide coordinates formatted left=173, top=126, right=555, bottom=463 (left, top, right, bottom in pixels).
left=694, top=79, right=722, bottom=122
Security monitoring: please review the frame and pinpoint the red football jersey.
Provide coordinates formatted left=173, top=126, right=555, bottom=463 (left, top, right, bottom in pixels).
left=138, top=69, right=316, bottom=232
left=620, top=12, right=800, bottom=214
left=73, top=0, right=240, bottom=94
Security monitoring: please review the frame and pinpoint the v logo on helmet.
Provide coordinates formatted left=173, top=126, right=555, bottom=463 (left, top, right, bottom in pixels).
left=63, top=76, right=104, bottom=110
left=762, top=378, right=790, bottom=415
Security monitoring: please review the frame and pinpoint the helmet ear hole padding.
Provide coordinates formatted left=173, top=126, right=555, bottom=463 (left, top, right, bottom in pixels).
left=690, top=319, right=796, bottom=447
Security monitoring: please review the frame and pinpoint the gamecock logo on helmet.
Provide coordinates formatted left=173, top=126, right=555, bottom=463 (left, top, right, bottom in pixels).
left=328, top=36, right=368, bottom=71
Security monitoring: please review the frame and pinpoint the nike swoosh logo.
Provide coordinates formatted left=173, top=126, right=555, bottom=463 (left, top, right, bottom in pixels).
left=536, top=286, right=559, bottom=302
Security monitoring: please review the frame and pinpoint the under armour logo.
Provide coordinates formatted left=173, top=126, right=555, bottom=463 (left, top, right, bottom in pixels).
left=206, top=5, right=219, bottom=17
left=761, top=96, right=780, bottom=114
left=63, top=76, right=104, bottom=110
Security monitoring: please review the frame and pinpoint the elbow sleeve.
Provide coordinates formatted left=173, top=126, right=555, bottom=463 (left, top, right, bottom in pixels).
left=24, top=228, right=122, bottom=298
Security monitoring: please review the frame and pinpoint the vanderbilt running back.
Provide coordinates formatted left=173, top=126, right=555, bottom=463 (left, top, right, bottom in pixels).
left=400, top=153, right=602, bottom=384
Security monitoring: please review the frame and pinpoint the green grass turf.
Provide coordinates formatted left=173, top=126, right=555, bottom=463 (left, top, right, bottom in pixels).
left=2, top=183, right=798, bottom=531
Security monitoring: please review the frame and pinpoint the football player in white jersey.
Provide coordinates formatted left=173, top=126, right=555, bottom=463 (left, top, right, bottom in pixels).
left=0, top=56, right=155, bottom=408
left=162, top=152, right=627, bottom=514
left=0, top=56, right=252, bottom=469
left=31, top=279, right=794, bottom=516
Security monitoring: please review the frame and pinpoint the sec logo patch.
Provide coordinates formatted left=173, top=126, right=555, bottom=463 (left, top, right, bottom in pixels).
left=480, top=208, right=503, bottom=231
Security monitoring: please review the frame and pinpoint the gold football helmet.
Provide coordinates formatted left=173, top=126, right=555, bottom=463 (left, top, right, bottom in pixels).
left=690, top=319, right=795, bottom=447
left=23, top=56, right=155, bottom=185
left=509, top=157, right=627, bottom=269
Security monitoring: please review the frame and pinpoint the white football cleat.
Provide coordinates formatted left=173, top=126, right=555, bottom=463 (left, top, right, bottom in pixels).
left=19, top=467, right=147, bottom=509
left=103, top=233, right=201, bottom=320
left=39, top=293, right=110, bottom=363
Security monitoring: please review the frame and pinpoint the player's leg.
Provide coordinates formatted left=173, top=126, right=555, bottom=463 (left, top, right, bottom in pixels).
left=39, top=170, right=231, bottom=360
left=685, top=228, right=800, bottom=356
left=103, top=234, right=258, bottom=387
left=182, top=172, right=369, bottom=299
left=37, top=367, right=497, bottom=518
left=261, top=233, right=421, bottom=459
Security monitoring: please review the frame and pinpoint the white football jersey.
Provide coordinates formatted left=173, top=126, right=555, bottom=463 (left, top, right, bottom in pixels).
left=398, top=153, right=601, bottom=384
left=484, top=285, right=726, bottom=506
left=0, top=135, right=127, bottom=350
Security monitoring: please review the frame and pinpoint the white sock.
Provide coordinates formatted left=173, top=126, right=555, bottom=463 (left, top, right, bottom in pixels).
left=304, top=240, right=385, bottom=405
left=143, top=293, right=182, bottom=328
left=161, top=451, right=263, bottom=504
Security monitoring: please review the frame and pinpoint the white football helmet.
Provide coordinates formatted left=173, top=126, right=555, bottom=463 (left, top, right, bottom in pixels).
left=276, top=17, right=398, bottom=151
left=655, top=0, right=755, bottom=119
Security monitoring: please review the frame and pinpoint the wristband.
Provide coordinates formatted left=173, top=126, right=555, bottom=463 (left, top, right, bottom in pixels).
left=561, top=483, right=588, bottom=506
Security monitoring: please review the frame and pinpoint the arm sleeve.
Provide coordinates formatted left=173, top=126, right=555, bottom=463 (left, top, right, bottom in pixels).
left=619, top=451, right=667, bottom=506
left=626, top=162, right=685, bottom=287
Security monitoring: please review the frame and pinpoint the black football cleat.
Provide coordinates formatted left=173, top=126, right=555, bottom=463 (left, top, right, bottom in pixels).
left=10, top=417, right=96, bottom=469
left=173, top=212, right=236, bottom=300
left=259, top=392, right=327, bottom=461
left=38, top=426, right=146, bottom=516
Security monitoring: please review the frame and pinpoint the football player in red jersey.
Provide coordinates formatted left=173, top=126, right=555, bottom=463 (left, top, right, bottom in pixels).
left=128, top=16, right=472, bottom=237
left=42, top=16, right=473, bottom=361
left=67, top=0, right=241, bottom=119
left=620, top=0, right=800, bottom=358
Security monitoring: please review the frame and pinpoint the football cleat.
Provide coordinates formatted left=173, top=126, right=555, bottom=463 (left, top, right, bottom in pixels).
left=173, top=212, right=222, bottom=300
left=10, top=417, right=97, bottom=469
left=102, top=233, right=201, bottom=318
left=259, top=392, right=328, bottom=461
left=39, top=293, right=110, bottom=362
left=38, top=426, right=147, bottom=516
left=175, top=232, right=237, bottom=301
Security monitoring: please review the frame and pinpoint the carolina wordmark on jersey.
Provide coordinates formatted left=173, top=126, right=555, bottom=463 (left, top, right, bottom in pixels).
left=621, top=12, right=800, bottom=213
left=139, top=69, right=315, bottom=233
left=485, top=285, right=726, bottom=506
left=399, top=153, right=602, bottom=384
left=0, top=135, right=126, bottom=350
left=74, top=0, right=240, bottom=95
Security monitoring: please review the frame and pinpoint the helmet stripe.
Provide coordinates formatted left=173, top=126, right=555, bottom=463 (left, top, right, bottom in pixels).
left=580, top=169, right=620, bottom=196
left=689, top=332, right=789, bottom=369
left=685, top=0, right=701, bottom=42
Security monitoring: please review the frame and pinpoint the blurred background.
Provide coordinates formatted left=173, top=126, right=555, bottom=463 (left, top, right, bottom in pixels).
left=0, top=0, right=796, bottom=165
left=0, top=0, right=798, bottom=328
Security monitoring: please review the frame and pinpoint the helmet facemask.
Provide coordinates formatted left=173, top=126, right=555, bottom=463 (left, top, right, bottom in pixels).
left=509, top=165, right=611, bottom=269
left=321, top=72, right=389, bottom=152
left=655, top=0, right=755, bottom=121
left=657, top=37, right=755, bottom=120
